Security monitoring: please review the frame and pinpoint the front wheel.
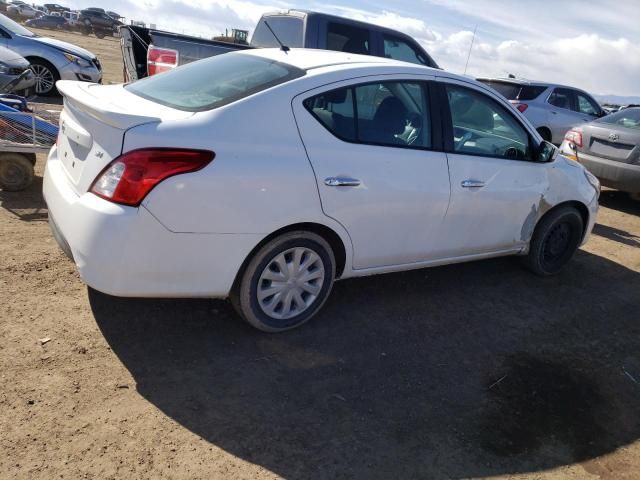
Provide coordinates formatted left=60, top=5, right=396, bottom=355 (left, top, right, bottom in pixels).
left=522, top=206, right=584, bottom=276
left=0, top=153, right=34, bottom=191
left=231, top=231, right=336, bottom=332
left=29, top=58, right=60, bottom=96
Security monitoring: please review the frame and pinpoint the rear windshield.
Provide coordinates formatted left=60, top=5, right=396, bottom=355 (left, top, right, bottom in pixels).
left=596, top=108, right=640, bottom=130
left=126, top=53, right=305, bottom=111
left=478, top=80, right=546, bottom=101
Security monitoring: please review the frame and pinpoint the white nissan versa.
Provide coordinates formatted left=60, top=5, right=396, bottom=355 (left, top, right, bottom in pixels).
left=43, top=49, right=600, bottom=332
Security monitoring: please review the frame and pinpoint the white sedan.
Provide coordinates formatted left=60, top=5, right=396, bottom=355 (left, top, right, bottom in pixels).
left=43, top=49, right=600, bottom=332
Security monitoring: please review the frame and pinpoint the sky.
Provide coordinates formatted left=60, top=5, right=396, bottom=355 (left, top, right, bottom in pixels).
left=69, top=0, right=640, bottom=99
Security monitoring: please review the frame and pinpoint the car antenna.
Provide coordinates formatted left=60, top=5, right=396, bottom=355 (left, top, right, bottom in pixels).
left=263, top=20, right=289, bottom=52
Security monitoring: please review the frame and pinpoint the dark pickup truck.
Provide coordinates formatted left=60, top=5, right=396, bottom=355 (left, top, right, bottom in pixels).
left=120, top=9, right=439, bottom=81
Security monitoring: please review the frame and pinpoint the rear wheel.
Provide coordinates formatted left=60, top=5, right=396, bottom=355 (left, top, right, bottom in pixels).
left=0, top=153, right=34, bottom=191
left=523, top=206, right=584, bottom=276
left=629, top=192, right=640, bottom=202
left=231, top=231, right=336, bottom=332
left=29, top=58, right=59, bottom=96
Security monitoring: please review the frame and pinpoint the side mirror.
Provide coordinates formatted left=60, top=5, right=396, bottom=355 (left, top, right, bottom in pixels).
left=537, top=140, right=556, bottom=163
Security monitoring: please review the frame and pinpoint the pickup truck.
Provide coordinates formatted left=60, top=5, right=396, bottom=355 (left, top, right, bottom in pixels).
left=120, top=9, right=439, bottom=81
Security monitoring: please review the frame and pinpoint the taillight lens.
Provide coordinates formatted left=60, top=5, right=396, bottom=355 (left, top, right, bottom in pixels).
left=515, top=103, right=528, bottom=113
left=564, top=130, right=583, bottom=148
left=90, top=148, right=214, bottom=206
left=147, top=45, right=179, bottom=76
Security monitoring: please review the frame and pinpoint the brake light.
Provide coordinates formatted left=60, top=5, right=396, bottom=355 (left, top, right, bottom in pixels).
left=564, top=130, right=583, bottom=148
left=515, top=103, right=528, bottom=113
left=90, top=148, right=214, bottom=206
left=147, top=45, right=179, bottom=76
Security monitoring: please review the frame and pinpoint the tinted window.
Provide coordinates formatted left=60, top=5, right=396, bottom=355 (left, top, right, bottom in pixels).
left=251, top=16, right=303, bottom=48
left=446, top=84, right=531, bottom=160
left=575, top=92, right=600, bottom=115
left=304, top=81, right=430, bottom=148
left=327, top=22, right=370, bottom=55
left=383, top=35, right=427, bottom=66
left=478, top=80, right=546, bottom=101
left=127, top=53, right=305, bottom=111
left=548, top=88, right=573, bottom=110
left=596, top=108, right=640, bottom=129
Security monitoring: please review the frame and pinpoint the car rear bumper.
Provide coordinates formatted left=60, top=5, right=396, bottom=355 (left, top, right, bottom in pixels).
left=43, top=146, right=262, bottom=298
left=570, top=148, right=640, bottom=193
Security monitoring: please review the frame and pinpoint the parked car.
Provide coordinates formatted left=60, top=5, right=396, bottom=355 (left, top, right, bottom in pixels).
left=33, top=5, right=49, bottom=15
left=43, top=3, right=69, bottom=14
left=6, top=3, right=39, bottom=18
left=44, top=49, right=599, bottom=332
left=25, top=14, right=67, bottom=29
left=0, top=44, right=34, bottom=93
left=477, top=78, right=606, bottom=145
left=0, top=13, right=102, bottom=95
left=560, top=107, right=640, bottom=201
left=78, top=8, right=120, bottom=38
left=61, top=10, right=78, bottom=27
left=120, top=9, right=439, bottom=80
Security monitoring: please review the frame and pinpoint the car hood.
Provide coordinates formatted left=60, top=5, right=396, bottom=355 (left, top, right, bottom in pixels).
left=0, top=46, right=30, bottom=67
left=27, top=35, right=96, bottom=61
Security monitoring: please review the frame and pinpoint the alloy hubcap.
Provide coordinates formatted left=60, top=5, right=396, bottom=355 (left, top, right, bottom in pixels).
left=31, top=65, right=54, bottom=94
left=257, top=247, right=325, bottom=320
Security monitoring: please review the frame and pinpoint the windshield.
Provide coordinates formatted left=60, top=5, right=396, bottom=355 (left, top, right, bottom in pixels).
left=0, top=13, right=36, bottom=37
left=596, top=108, right=640, bottom=130
left=126, top=53, right=305, bottom=111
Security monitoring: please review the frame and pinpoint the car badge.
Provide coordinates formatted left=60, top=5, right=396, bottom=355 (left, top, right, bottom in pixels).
left=608, top=132, right=619, bottom=142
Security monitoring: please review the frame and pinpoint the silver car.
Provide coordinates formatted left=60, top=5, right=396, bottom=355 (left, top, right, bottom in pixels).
left=0, top=44, right=34, bottom=93
left=478, top=78, right=606, bottom=145
left=0, top=13, right=101, bottom=95
left=560, top=107, right=640, bottom=200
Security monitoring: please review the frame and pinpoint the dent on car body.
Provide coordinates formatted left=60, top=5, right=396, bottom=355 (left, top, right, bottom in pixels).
left=520, top=193, right=554, bottom=242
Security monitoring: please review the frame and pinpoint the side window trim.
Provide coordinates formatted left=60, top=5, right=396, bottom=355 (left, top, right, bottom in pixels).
left=303, top=80, right=441, bottom=152
left=438, top=80, right=540, bottom=162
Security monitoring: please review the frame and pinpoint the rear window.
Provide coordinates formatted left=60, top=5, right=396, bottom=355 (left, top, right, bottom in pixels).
left=479, top=80, right=546, bottom=101
left=126, top=53, right=305, bottom=111
left=596, top=108, right=640, bottom=130
left=251, top=16, right=304, bottom=48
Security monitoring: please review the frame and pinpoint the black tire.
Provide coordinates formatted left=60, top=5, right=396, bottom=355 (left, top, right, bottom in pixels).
left=94, top=29, right=105, bottom=39
left=28, top=58, right=60, bottom=96
left=0, top=153, right=34, bottom=191
left=537, top=127, right=552, bottom=142
left=629, top=192, right=640, bottom=202
left=231, top=231, right=336, bottom=332
left=522, top=206, right=584, bottom=276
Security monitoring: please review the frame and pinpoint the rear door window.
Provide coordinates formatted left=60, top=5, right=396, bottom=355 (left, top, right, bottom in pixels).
left=304, top=81, right=430, bottom=148
left=547, top=88, right=574, bottom=110
left=327, top=22, right=370, bottom=55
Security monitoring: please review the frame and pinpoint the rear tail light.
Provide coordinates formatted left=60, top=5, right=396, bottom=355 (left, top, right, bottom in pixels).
left=564, top=130, right=583, bottom=148
left=147, top=45, right=179, bottom=76
left=90, top=148, right=214, bottom=206
left=515, top=103, right=528, bottom=113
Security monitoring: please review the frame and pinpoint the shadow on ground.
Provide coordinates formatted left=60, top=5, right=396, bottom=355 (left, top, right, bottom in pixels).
left=90, top=250, right=640, bottom=479
left=0, top=175, right=48, bottom=221
left=599, top=190, right=640, bottom=216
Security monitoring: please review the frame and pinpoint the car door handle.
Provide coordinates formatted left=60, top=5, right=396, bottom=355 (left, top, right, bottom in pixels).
left=461, top=179, right=485, bottom=188
left=324, top=177, right=361, bottom=187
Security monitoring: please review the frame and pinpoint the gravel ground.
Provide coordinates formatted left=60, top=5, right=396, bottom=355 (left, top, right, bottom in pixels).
left=1, top=27, right=640, bottom=480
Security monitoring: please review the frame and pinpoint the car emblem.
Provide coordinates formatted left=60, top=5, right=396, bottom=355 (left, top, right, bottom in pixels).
left=608, top=132, right=619, bottom=142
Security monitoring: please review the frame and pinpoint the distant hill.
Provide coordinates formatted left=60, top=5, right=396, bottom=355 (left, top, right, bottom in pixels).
left=595, top=94, right=640, bottom=106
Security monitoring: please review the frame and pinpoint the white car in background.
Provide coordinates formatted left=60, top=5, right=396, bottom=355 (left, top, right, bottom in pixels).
left=44, top=49, right=600, bottom=332
left=478, top=78, right=606, bottom=145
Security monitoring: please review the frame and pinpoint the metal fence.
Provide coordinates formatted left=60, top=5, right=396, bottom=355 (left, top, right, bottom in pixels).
left=0, top=104, right=60, bottom=154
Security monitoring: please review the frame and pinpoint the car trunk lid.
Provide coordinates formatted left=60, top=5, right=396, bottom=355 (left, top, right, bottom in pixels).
left=55, top=80, right=193, bottom=195
left=581, top=124, right=640, bottom=164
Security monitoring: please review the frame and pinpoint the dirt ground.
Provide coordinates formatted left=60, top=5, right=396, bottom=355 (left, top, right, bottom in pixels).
left=1, top=28, right=640, bottom=480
